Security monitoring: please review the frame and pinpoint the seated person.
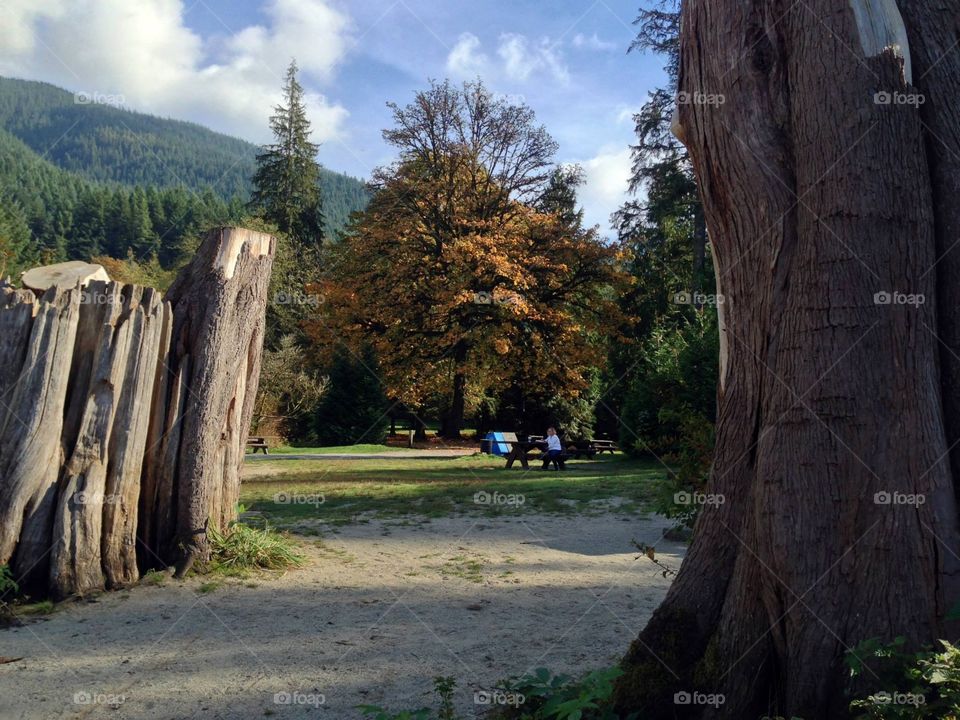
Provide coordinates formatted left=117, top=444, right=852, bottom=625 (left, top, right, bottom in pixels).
left=541, top=427, right=565, bottom=470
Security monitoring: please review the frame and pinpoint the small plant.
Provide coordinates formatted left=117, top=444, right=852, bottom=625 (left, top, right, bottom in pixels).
left=0, top=565, right=19, bottom=622
left=497, top=666, right=626, bottom=719
left=0, top=564, right=18, bottom=598
left=434, top=676, right=457, bottom=720
left=357, top=676, right=459, bottom=720
left=207, top=522, right=305, bottom=573
left=141, top=569, right=168, bottom=586
left=847, top=637, right=960, bottom=719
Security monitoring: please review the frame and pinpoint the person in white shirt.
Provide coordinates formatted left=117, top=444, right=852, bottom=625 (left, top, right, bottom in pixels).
left=542, top=427, right=565, bottom=470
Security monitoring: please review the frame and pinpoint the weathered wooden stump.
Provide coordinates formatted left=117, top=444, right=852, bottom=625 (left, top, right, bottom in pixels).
left=0, top=227, right=275, bottom=597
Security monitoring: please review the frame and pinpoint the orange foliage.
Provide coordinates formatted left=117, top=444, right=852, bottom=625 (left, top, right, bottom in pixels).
left=307, top=156, right=626, bottom=415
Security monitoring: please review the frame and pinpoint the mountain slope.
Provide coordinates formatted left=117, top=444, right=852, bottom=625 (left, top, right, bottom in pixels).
left=0, top=76, right=369, bottom=234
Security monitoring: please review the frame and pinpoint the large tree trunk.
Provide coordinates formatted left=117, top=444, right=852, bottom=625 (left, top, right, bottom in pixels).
left=615, top=2, right=960, bottom=718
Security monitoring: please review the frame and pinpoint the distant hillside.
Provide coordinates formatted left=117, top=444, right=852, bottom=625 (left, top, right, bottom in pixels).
left=0, top=77, right=369, bottom=235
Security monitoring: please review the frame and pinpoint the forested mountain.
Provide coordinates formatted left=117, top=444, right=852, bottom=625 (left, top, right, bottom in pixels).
left=0, top=76, right=369, bottom=277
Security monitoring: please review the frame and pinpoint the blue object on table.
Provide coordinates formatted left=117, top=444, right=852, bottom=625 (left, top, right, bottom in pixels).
left=484, top=432, right=511, bottom=456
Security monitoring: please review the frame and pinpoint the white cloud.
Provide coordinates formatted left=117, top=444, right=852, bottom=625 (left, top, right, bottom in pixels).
left=446, top=32, right=569, bottom=85
left=576, top=145, right=632, bottom=231
left=0, top=0, right=352, bottom=144
left=497, top=33, right=569, bottom=84
left=446, top=32, right=489, bottom=78
left=572, top=33, right=618, bottom=52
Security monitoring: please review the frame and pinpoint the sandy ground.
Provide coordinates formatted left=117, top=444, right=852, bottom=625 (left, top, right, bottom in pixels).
left=1, top=512, right=684, bottom=720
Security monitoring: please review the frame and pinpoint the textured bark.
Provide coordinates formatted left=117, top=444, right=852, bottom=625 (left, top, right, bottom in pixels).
left=101, top=287, right=168, bottom=588
left=0, top=227, right=275, bottom=596
left=0, top=287, right=80, bottom=585
left=616, top=1, right=960, bottom=718
left=148, top=227, right=275, bottom=574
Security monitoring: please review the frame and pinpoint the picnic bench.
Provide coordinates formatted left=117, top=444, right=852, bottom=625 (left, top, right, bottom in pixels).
left=505, top=440, right=567, bottom=470
left=591, top=439, right=618, bottom=454
left=246, top=436, right=269, bottom=454
left=565, top=439, right=619, bottom=458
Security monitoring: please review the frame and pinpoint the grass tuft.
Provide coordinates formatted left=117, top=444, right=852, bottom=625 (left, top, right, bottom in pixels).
left=208, top=523, right=305, bottom=573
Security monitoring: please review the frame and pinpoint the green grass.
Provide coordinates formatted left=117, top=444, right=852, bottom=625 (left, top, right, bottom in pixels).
left=241, top=454, right=665, bottom=527
left=16, top=600, right=55, bottom=616
left=208, top=523, right=305, bottom=573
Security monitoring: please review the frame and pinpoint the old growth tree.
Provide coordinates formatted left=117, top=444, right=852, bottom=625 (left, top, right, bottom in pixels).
left=615, top=0, right=960, bottom=718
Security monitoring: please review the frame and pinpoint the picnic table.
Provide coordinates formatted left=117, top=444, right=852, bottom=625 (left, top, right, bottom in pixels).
left=591, top=439, right=618, bottom=454
left=246, top=436, right=269, bottom=454
left=505, top=440, right=567, bottom=470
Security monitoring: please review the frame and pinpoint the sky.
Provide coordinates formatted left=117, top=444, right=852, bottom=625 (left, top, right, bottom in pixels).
left=0, top=0, right=667, bottom=232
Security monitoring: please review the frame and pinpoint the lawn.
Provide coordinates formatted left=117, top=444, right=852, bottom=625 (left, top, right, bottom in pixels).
left=240, top=453, right=667, bottom=527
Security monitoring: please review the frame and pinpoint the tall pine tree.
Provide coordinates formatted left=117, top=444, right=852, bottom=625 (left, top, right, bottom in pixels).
left=250, top=60, right=324, bottom=251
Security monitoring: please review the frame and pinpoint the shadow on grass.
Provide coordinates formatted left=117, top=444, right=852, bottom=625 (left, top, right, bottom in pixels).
left=240, top=455, right=668, bottom=526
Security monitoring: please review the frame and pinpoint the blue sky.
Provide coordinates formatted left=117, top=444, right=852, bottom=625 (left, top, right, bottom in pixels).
left=0, top=0, right=667, bottom=232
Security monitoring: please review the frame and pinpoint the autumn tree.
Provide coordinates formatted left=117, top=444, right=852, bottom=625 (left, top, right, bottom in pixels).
left=315, top=111, right=622, bottom=438
left=615, top=1, right=960, bottom=718
left=315, top=81, right=618, bottom=438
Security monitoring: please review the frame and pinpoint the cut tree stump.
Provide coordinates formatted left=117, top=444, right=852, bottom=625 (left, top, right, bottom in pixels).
left=20, top=261, right=109, bottom=293
left=0, top=226, right=276, bottom=597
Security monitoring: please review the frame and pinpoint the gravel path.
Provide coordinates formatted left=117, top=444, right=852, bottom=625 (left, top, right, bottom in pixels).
left=1, top=512, right=684, bottom=719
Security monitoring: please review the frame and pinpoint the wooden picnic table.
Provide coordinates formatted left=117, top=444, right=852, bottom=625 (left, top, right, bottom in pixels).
left=504, top=440, right=547, bottom=469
